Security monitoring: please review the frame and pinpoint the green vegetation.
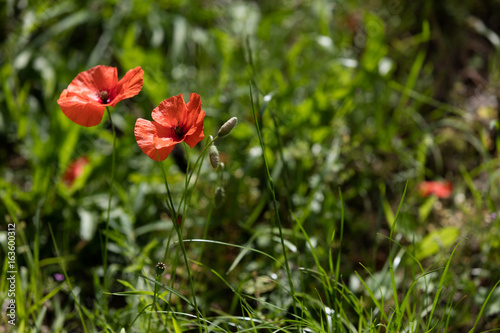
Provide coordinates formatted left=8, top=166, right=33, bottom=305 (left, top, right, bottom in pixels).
left=1, top=0, right=500, bottom=331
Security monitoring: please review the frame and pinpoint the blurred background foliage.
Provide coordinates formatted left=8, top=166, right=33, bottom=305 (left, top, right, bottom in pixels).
left=1, top=0, right=500, bottom=331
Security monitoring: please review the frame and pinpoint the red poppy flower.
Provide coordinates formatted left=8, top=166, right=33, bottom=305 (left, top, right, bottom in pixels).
left=63, top=156, right=89, bottom=186
left=57, top=65, right=144, bottom=127
left=417, top=180, right=453, bottom=199
left=134, top=93, right=205, bottom=161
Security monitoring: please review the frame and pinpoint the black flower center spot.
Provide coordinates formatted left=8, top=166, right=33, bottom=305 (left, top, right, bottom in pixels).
left=99, top=90, right=109, bottom=103
left=172, top=125, right=185, bottom=139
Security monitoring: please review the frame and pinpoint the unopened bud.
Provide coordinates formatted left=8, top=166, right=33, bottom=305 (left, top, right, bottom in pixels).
left=155, top=262, right=166, bottom=276
left=214, top=187, right=225, bottom=208
left=208, top=145, right=219, bottom=168
left=217, top=117, right=238, bottom=138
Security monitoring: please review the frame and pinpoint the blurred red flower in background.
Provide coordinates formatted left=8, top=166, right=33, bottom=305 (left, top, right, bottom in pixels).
left=134, top=93, right=205, bottom=161
left=57, top=65, right=144, bottom=127
left=417, top=180, right=453, bottom=198
left=63, top=156, right=89, bottom=186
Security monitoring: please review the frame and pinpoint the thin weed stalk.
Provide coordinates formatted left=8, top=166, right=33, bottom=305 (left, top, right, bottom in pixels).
left=469, top=278, right=500, bottom=332
left=333, top=188, right=345, bottom=331
left=249, top=82, right=297, bottom=317
left=387, top=181, right=409, bottom=328
left=49, top=224, right=88, bottom=333
left=425, top=242, right=463, bottom=330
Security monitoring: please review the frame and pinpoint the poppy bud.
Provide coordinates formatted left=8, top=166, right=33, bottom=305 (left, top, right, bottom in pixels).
left=209, top=145, right=219, bottom=168
left=155, top=262, right=166, bottom=276
left=217, top=117, right=238, bottom=138
left=214, top=187, right=225, bottom=208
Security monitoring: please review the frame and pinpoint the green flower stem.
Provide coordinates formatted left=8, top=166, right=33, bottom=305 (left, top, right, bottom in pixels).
left=196, top=196, right=214, bottom=281
left=154, top=136, right=218, bottom=330
left=162, top=226, right=175, bottom=264
left=197, top=155, right=223, bottom=269
left=164, top=169, right=177, bottom=218
left=150, top=274, right=159, bottom=329
left=155, top=149, right=180, bottom=306
left=102, top=107, right=116, bottom=302
left=177, top=136, right=218, bottom=214
left=156, top=154, right=202, bottom=331
left=153, top=272, right=160, bottom=316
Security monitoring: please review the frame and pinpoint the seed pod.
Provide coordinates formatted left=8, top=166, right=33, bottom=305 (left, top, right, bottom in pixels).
left=214, top=187, right=225, bottom=208
left=155, top=262, right=166, bottom=276
left=208, top=145, right=219, bottom=168
left=217, top=117, right=238, bottom=138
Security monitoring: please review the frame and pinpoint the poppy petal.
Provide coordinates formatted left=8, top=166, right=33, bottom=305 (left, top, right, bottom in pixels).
left=434, top=182, right=453, bottom=198
left=417, top=181, right=453, bottom=199
left=136, top=93, right=205, bottom=160
left=58, top=65, right=143, bottom=127
left=185, top=93, right=202, bottom=128
left=152, top=94, right=187, bottom=128
left=66, top=66, right=118, bottom=101
left=186, top=93, right=201, bottom=111
left=87, top=65, right=119, bottom=91
left=183, top=107, right=205, bottom=146
left=134, top=119, right=175, bottom=161
left=111, top=66, right=144, bottom=106
left=64, top=74, right=100, bottom=104
left=57, top=90, right=105, bottom=127
left=183, top=120, right=205, bottom=148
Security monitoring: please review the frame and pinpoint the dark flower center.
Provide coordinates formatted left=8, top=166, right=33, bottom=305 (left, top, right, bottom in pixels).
left=172, top=125, right=185, bottom=139
left=99, top=90, right=109, bottom=103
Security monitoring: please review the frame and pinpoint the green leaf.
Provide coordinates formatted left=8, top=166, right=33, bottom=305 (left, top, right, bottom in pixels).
left=419, top=195, right=437, bottom=223
left=172, top=317, right=183, bottom=333
left=361, top=13, right=387, bottom=72
left=413, top=227, right=460, bottom=261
